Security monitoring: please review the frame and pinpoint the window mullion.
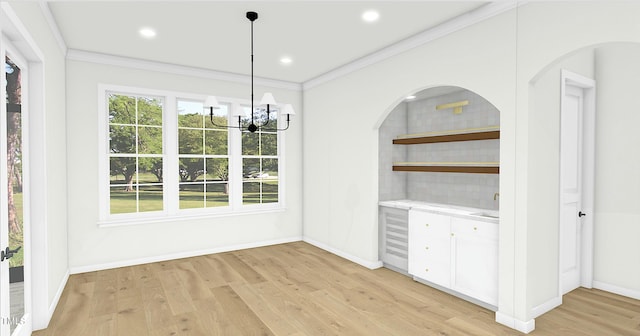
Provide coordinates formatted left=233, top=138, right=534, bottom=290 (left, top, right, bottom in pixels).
left=230, top=102, right=243, bottom=209
left=164, top=95, right=179, bottom=215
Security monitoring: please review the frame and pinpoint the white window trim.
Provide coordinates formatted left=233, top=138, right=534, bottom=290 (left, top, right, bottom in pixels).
left=97, top=84, right=286, bottom=227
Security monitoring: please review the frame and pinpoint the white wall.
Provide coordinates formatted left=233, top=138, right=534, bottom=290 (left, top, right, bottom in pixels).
left=5, top=1, right=69, bottom=329
left=517, top=2, right=640, bottom=322
left=303, top=6, right=520, bottom=319
left=65, top=60, right=303, bottom=270
left=528, top=48, right=595, bottom=314
left=593, top=44, right=640, bottom=295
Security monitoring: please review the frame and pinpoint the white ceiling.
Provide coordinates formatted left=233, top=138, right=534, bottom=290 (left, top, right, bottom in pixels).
left=47, top=1, right=490, bottom=84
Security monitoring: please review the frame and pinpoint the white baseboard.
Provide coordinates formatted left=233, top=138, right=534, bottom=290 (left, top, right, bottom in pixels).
left=531, top=296, right=562, bottom=318
left=302, top=237, right=384, bottom=270
left=593, top=280, right=640, bottom=300
left=495, top=311, right=535, bottom=334
left=69, top=236, right=303, bottom=274
left=49, top=270, right=69, bottom=321
left=33, top=270, right=69, bottom=331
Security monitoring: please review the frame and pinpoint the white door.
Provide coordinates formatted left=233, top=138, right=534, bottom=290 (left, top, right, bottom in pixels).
left=1, top=44, right=30, bottom=336
left=560, top=71, right=595, bottom=295
left=560, top=85, right=583, bottom=294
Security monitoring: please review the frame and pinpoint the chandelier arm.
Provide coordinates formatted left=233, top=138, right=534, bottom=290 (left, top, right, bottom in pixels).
left=254, top=113, right=291, bottom=132
left=273, top=114, right=291, bottom=131
left=257, top=105, right=271, bottom=128
left=209, top=107, right=242, bottom=130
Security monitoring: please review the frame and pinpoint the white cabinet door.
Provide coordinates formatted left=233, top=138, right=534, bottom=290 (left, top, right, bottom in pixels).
left=450, top=218, right=498, bottom=306
left=408, top=210, right=451, bottom=287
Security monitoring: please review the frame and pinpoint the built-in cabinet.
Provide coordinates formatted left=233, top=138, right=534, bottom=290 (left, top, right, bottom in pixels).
left=408, top=208, right=498, bottom=307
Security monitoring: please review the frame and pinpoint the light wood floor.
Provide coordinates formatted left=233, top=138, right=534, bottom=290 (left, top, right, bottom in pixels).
left=34, top=242, right=640, bottom=335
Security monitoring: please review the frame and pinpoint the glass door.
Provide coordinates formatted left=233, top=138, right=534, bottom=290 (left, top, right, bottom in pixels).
left=2, top=44, right=29, bottom=336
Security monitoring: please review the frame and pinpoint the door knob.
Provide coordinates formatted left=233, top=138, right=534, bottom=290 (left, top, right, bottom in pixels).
left=578, top=211, right=586, bottom=218
left=1, top=246, right=21, bottom=262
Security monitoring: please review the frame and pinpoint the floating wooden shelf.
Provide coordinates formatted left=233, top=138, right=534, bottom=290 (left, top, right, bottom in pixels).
left=393, top=165, right=499, bottom=174
left=393, top=130, right=500, bottom=145
left=392, top=126, right=500, bottom=174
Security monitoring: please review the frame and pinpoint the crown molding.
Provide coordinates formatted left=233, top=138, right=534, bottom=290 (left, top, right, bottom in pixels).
left=66, top=48, right=302, bottom=91
left=303, top=1, right=522, bottom=90
left=38, top=0, right=67, bottom=55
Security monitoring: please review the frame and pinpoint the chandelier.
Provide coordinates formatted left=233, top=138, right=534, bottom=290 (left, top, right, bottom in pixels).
left=205, top=11, right=295, bottom=133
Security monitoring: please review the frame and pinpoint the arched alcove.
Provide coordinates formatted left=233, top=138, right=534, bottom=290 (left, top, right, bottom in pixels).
left=378, top=86, right=501, bottom=209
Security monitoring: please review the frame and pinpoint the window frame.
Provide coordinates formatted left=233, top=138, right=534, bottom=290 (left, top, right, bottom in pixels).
left=98, top=84, right=286, bottom=226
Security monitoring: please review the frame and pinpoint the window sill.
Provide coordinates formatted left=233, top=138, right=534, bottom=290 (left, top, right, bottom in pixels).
left=98, top=206, right=285, bottom=228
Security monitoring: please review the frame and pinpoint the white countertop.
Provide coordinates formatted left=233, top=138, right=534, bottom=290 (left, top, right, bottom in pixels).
left=379, top=199, right=499, bottom=224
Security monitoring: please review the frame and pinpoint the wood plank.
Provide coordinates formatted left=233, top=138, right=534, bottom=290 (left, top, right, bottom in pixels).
left=218, top=252, right=267, bottom=284
left=393, top=130, right=500, bottom=145
left=210, top=285, right=274, bottom=335
left=172, top=312, right=212, bottom=335
left=243, top=281, right=348, bottom=335
left=47, top=281, right=96, bottom=336
left=116, top=294, right=149, bottom=336
left=91, top=270, right=118, bottom=317
left=141, top=282, right=175, bottom=333
left=231, top=282, right=301, bottom=335
left=203, top=253, right=246, bottom=285
left=192, top=295, right=244, bottom=335
left=116, top=266, right=139, bottom=300
left=157, top=269, right=196, bottom=315
left=85, top=313, right=117, bottom=336
left=393, top=165, right=499, bottom=174
left=175, top=260, right=214, bottom=300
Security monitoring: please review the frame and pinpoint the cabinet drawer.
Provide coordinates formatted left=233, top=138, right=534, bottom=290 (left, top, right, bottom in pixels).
left=412, top=239, right=450, bottom=261
left=409, top=210, right=449, bottom=228
left=451, top=217, right=498, bottom=240
left=409, top=210, right=450, bottom=237
left=409, top=258, right=450, bottom=288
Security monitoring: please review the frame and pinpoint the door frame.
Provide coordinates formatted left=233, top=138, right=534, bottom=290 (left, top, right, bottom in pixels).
left=1, top=3, right=48, bottom=333
left=559, top=69, right=595, bottom=298
left=2, top=37, right=33, bottom=336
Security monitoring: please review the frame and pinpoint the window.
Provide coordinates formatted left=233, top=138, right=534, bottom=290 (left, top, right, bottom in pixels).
left=177, top=99, right=229, bottom=209
left=241, top=106, right=278, bottom=204
left=99, top=86, right=285, bottom=225
left=108, top=93, right=164, bottom=214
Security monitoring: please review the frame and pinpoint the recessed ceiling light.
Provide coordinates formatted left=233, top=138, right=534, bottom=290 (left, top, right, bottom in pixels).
left=280, top=56, right=293, bottom=65
left=139, top=27, right=157, bottom=39
left=362, top=10, right=380, bottom=23
left=406, top=95, right=416, bottom=100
